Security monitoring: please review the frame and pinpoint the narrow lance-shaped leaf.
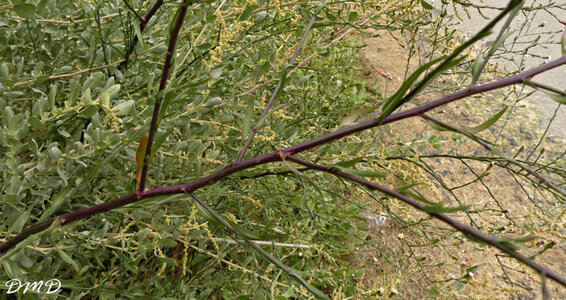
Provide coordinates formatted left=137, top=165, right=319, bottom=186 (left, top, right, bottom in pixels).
left=243, top=95, right=255, bottom=134
left=411, top=56, right=467, bottom=97
left=339, top=106, right=379, bottom=128
left=531, top=241, right=555, bottom=259
left=328, top=165, right=385, bottom=178
left=421, top=204, right=469, bottom=213
left=56, top=247, right=80, bottom=272
left=424, top=115, right=497, bottom=145
left=332, top=157, right=364, bottom=168
left=468, top=106, right=508, bottom=133
left=395, top=184, right=439, bottom=205
left=544, top=92, right=566, bottom=105
left=523, top=80, right=566, bottom=104
left=377, top=56, right=446, bottom=123
left=495, top=238, right=522, bottom=251
left=471, top=53, right=486, bottom=85
left=426, top=118, right=455, bottom=132
left=398, top=0, right=523, bottom=113
left=136, top=133, right=149, bottom=166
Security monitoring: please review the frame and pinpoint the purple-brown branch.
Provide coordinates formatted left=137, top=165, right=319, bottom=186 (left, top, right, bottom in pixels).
left=119, top=0, right=164, bottom=70
left=2, top=55, right=566, bottom=288
left=138, top=0, right=192, bottom=192
left=281, top=153, right=566, bottom=288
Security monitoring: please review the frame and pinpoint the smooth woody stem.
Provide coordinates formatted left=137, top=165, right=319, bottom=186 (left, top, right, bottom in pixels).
left=138, top=0, right=192, bottom=192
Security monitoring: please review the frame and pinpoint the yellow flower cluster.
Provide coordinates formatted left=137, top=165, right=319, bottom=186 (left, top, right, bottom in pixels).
left=243, top=195, right=262, bottom=209
left=203, top=157, right=224, bottom=165
left=206, top=10, right=253, bottom=68
left=272, top=109, right=295, bottom=120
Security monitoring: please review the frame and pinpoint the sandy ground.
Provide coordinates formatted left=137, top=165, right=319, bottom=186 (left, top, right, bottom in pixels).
left=355, top=22, right=565, bottom=298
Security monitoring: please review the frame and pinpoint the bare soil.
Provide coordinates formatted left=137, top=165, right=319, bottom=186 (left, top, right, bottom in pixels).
left=352, top=30, right=566, bottom=299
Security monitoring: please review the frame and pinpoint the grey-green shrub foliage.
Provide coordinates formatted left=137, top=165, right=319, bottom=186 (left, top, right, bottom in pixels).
left=1, top=0, right=565, bottom=298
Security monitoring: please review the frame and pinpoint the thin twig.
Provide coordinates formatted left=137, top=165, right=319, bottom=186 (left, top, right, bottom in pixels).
left=526, top=80, right=566, bottom=96
left=207, top=237, right=311, bottom=249
left=0, top=4, right=14, bottom=12
left=119, top=0, right=164, bottom=70
left=120, top=0, right=144, bottom=23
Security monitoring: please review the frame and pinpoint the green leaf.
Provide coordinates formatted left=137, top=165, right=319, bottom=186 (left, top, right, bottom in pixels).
left=523, top=80, right=566, bottom=104
left=329, top=165, right=384, bottom=178
left=69, top=80, right=80, bottom=106
left=210, top=68, right=222, bottom=80
left=426, top=118, right=453, bottom=132
left=421, top=204, right=469, bottom=213
left=136, top=133, right=148, bottom=167
left=48, top=84, right=57, bottom=109
left=42, top=22, right=58, bottom=34
left=512, top=234, right=537, bottom=244
left=79, top=105, right=98, bottom=118
left=39, top=183, right=71, bottom=221
left=394, top=183, right=421, bottom=193
left=10, top=212, right=29, bottom=233
left=544, top=92, right=566, bottom=105
left=242, top=96, right=254, bottom=134
left=226, top=220, right=262, bottom=240
left=297, top=74, right=314, bottom=84
left=332, top=157, right=364, bottom=168
left=470, top=54, right=486, bottom=85
left=100, top=84, right=121, bottom=106
left=57, top=247, right=80, bottom=272
left=204, top=96, right=222, bottom=107
left=149, top=128, right=173, bottom=159
left=114, top=100, right=135, bottom=116
left=496, top=238, right=522, bottom=250
left=2, top=258, right=20, bottom=278
left=426, top=286, right=441, bottom=298
left=13, top=3, right=37, bottom=19
left=531, top=241, right=555, bottom=259
left=339, top=106, right=379, bottom=128
left=378, top=56, right=446, bottom=122
left=53, top=66, right=72, bottom=75
left=421, top=0, right=434, bottom=10
left=348, top=11, right=358, bottom=22
left=472, top=1, right=522, bottom=84
left=400, top=190, right=438, bottom=205
left=463, top=263, right=486, bottom=276
left=133, top=20, right=144, bottom=48
left=468, top=106, right=508, bottom=133
left=561, top=30, right=566, bottom=56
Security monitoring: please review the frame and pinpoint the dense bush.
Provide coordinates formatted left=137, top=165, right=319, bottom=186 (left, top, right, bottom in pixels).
left=1, top=0, right=565, bottom=298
